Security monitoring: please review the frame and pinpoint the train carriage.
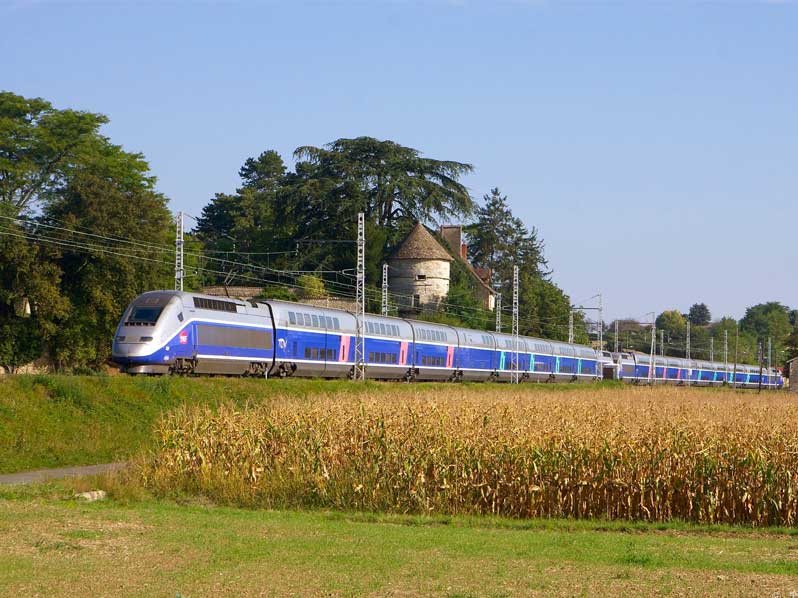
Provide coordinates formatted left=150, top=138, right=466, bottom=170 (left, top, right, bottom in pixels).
left=408, top=321, right=457, bottom=381
left=113, top=291, right=782, bottom=389
left=492, top=333, right=530, bottom=382
left=452, top=328, right=496, bottom=382
left=530, top=340, right=556, bottom=382
left=362, top=315, right=413, bottom=380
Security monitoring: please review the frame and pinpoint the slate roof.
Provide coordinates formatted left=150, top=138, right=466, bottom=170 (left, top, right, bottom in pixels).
left=390, top=222, right=453, bottom=261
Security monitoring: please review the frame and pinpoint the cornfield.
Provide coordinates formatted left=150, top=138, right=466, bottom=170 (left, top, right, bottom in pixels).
left=142, top=386, right=798, bottom=526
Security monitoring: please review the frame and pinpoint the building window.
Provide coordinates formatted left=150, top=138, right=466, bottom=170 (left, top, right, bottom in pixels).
left=416, top=274, right=427, bottom=281
left=413, top=295, right=421, bottom=308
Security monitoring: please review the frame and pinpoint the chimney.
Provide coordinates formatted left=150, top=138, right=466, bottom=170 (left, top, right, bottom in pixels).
left=439, top=225, right=464, bottom=259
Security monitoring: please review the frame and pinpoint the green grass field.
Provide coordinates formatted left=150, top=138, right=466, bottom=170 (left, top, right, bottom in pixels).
left=2, top=481, right=798, bottom=597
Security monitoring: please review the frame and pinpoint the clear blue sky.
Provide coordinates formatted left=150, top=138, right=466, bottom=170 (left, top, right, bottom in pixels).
left=3, top=1, right=796, bottom=321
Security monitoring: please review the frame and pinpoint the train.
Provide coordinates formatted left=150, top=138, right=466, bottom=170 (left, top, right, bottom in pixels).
left=112, top=291, right=783, bottom=389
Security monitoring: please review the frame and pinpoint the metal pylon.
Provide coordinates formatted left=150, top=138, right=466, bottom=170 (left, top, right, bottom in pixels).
left=354, top=212, right=366, bottom=380
left=381, top=263, right=388, bottom=317
left=174, top=211, right=184, bottom=291
left=511, top=265, right=519, bottom=384
left=495, top=292, right=502, bottom=333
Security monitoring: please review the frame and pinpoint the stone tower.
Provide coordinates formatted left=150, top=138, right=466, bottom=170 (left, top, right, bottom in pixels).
left=388, top=222, right=452, bottom=311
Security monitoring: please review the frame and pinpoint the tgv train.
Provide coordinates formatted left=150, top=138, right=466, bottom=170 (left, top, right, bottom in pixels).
left=112, top=291, right=783, bottom=388
left=606, top=351, right=783, bottom=389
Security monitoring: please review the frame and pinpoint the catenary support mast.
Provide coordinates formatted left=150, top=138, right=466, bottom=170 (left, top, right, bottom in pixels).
left=354, top=212, right=366, bottom=381
left=495, top=293, right=502, bottom=333
left=381, top=263, right=389, bottom=317
left=512, top=265, right=519, bottom=384
left=174, top=211, right=184, bottom=291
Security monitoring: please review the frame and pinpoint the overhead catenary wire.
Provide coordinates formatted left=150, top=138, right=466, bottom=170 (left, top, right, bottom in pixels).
left=0, top=222, right=599, bottom=341
left=2, top=215, right=582, bottom=332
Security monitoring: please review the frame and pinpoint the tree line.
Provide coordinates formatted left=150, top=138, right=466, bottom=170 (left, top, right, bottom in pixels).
left=608, top=302, right=797, bottom=368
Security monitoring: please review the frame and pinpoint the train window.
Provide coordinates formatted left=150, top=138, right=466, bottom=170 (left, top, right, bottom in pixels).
left=311, top=348, right=319, bottom=359
left=177, top=312, right=184, bottom=322
left=288, top=312, right=296, bottom=325
left=196, top=325, right=272, bottom=350
left=303, top=314, right=312, bottom=326
left=304, top=347, right=311, bottom=359
left=325, top=316, right=332, bottom=329
left=311, top=315, right=319, bottom=328
left=193, top=297, right=238, bottom=313
left=127, top=306, right=163, bottom=325
left=380, top=323, right=386, bottom=335
left=333, top=317, right=340, bottom=330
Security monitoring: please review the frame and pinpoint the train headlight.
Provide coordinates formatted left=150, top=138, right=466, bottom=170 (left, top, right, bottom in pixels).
left=140, top=336, right=153, bottom=342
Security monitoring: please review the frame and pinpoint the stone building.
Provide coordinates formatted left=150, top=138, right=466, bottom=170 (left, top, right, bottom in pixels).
left=388, top=222, right=453, bottom=311
left=388, top=222, right=497, bottom=313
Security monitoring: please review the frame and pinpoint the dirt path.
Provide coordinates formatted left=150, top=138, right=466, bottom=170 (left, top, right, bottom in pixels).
left=0, top=462, right=128, bottom=485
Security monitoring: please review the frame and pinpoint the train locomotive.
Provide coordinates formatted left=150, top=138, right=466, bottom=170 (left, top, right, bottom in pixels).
left=112, top=291, right=783, bottom=388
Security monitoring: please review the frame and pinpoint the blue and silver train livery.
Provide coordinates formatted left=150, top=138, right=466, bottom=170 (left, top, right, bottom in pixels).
left=112, top=290, right=602, bottom=382
left=609, top=351, right=783, bottom=389
left=112, top=291, right=783, bottom=389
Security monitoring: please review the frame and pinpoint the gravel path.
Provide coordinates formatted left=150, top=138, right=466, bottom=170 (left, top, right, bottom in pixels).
left=0, top=462, right=128, bottom=485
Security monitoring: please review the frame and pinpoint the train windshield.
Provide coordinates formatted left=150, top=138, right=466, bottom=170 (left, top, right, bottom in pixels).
left=127, top=306, right=164, bottom=324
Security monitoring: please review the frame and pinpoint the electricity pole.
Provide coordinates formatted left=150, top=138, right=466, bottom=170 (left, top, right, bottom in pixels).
left=495, top=293, right=502, bottom=333
left=660, top=329, right=664, bottom=357
left=724, top=330, right=729, bottom=383
left=512, top=265, right=519, bottom=384
left=381, top=263, right=389, bottom=317
left=598, top=293, right=603, bottom=352
left=174, top=211, right=184, bottom=291
left=685, top=320, right=691, bottom=386
left=648, top=312, right=656, bottom=385
left=568, top=310, right=574, bottom=344
left=614, top=320, right=619, bottom=353
left=768, top=336, right=772, bottom=388
left=710, top=336, right=714, bottom=362
left=732, top=324, right=739, bottom=389
left=354, top=212, right=366, bottom=381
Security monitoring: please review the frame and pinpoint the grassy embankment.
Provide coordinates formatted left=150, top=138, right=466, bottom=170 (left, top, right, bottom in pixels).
left=0, top=374, right=615, bottom=474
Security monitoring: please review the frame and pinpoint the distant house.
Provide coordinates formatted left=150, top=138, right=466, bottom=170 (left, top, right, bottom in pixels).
left=388, top=222, right=496, bottom=313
